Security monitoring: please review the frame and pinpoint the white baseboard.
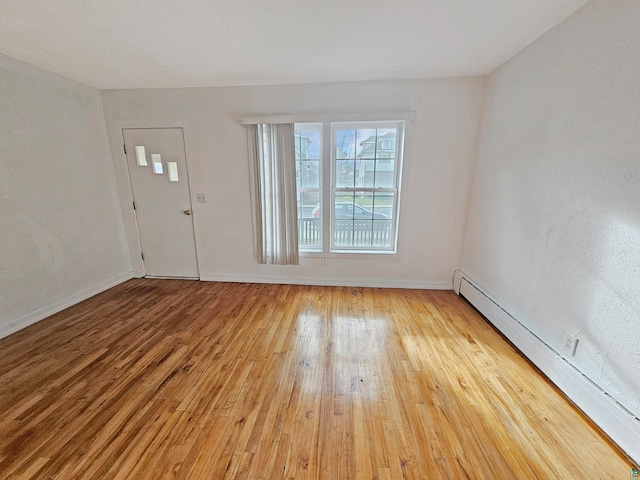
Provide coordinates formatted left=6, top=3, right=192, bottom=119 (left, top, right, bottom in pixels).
left=453, top=270, right=464, bottom=294
left=455, top=270, right=640, bottom=466
left=199, top=273, right=452, bottom=290
left=0, top=271, right=134, bottom=340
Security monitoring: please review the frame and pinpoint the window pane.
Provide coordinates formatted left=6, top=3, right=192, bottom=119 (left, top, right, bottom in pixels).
left=356, top=159, right=375, bottom=187
left=336, top=159, right=355, bottom=188
left=371, top=191, right=394, bottom=220
left=355, top=129, right=378, bottom=159
left=298, top=190, right=320, bottom=248
left=300, top=159, right=319, bottom=188
left=295, top=127, right=320, bottom=160
left=372, top=219, right=393, bottom=247
left=374, top=128, right=397, bottom=187
left=374, top=158, right=395, bottom=188
left=332, top=191, right=395, bottom=248
left=336, top=126, right=399, bottom=190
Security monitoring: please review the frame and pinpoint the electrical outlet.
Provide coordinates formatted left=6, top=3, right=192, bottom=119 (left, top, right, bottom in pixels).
left=321, top=257, right=328, bottom=266
left=563, top=332, right=578, bottom=356
left=196, top=193, right=206, bottom=203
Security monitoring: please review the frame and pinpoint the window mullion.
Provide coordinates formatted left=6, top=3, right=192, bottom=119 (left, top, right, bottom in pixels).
left=323, top=121, right=332, bottom=253
left=333, top=187, right=397, bottom=193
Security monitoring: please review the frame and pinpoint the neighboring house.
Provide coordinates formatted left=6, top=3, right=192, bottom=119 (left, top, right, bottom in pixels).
left=357, top=131, right=395, bottom=187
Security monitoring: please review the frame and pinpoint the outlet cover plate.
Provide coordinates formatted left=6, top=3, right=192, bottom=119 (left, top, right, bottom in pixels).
left=563, top=332, right=578, bottom=356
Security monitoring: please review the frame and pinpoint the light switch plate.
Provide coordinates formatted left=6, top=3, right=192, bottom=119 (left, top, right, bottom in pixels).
left=196, top=193, right=206, bottom=203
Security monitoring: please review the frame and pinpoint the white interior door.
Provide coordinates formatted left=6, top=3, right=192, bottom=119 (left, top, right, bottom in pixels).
left=123, top=128, right=199, bottom=278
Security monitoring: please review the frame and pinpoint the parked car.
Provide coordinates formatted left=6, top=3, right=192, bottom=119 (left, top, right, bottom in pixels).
left=312, top=202, right=389, bottom=219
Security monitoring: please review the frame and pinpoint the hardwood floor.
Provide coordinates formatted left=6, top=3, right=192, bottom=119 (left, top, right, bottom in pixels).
left=0, top=279, right=631, bottom=479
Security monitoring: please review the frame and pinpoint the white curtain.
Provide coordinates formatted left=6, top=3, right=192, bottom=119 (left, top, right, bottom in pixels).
left=247, top=123, right=299, bottom=265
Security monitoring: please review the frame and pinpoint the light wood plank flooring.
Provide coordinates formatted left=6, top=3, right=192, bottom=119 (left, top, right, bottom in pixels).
left=0, top=279, right=632, bottom=479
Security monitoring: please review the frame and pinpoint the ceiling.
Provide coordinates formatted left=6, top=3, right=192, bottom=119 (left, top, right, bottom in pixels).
left=0, top=0, right=588, bottom=90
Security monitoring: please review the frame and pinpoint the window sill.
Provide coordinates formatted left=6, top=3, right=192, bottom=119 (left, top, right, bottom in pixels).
left=300, top=251, right=400, bottom=260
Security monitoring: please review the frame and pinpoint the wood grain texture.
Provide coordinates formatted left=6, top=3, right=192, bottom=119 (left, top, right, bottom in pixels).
left=0, top=279, right=631, bottom=479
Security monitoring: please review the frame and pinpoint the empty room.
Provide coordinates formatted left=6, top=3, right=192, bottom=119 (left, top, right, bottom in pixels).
left=1, top=0, right=638, bottom=478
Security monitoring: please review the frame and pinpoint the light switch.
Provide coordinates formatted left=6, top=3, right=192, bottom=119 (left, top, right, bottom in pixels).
left=196, top=193, right=206, bottom=203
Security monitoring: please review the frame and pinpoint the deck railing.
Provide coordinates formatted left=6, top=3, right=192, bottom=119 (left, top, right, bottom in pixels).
left=299, top=218, right=392, bottom=247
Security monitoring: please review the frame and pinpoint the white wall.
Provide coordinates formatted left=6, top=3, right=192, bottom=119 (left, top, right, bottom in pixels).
left=462, top=0, right=640, bottom=418
left=102, top=78, right=485, bottom=288
left=0, top=54, right=131, bottom=338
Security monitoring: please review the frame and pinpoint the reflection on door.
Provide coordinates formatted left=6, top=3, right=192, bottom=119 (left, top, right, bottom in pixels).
left=123, top=128, right=199, bottom=279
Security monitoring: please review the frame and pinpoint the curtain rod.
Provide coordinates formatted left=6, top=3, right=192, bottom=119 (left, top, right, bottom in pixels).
left=239, top=111, right=416, bottom=125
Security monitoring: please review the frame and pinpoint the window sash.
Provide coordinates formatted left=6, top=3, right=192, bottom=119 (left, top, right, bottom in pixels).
left=330, top=190, right=399, bottom=252
left=297, top=187, right=322, bottom=251
left=295, top=123, right=323, bottom=252
left=330, top=121, right=404, bottom=253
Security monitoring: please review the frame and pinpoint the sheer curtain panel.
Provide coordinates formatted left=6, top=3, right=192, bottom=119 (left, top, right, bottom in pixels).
left=247, top=124, right=299, bottom=265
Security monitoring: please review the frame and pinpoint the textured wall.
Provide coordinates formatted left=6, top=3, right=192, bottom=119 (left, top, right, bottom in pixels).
left=462, top=0, right=640, bottom=416
left=0, top=54, right=130, bottom=333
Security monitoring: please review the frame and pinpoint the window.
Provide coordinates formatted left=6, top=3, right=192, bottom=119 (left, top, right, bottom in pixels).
left=295, top=120, right=405, bottom=254
left=295, top=123, right=322, bottom=251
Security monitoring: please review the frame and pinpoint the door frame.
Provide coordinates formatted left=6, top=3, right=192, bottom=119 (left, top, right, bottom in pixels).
left=121, top=127, right=200, bottom=279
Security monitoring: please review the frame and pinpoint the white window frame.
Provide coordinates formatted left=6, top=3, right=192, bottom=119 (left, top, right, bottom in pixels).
left=241, top=112, right=413, bottom=256
left=329, top=120, right=405, bottom=253
left=295, top=123, right=323, bottom=253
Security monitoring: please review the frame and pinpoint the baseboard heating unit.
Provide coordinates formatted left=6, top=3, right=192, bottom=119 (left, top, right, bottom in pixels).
left=453, top=270, right=640, bottom=466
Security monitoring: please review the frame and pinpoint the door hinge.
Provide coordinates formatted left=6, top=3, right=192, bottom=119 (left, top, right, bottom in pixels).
left=132, top=201, right=136, bottom=210
left=141, top=252, right=144, bottom=260
left=123, top=144, right=127, bottom=155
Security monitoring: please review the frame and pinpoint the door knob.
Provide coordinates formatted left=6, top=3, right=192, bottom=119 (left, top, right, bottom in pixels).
left=183, top=210, right=192, bottom=215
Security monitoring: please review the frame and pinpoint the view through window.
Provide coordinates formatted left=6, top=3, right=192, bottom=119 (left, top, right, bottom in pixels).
left=295, top=120, right=405, bottom=253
